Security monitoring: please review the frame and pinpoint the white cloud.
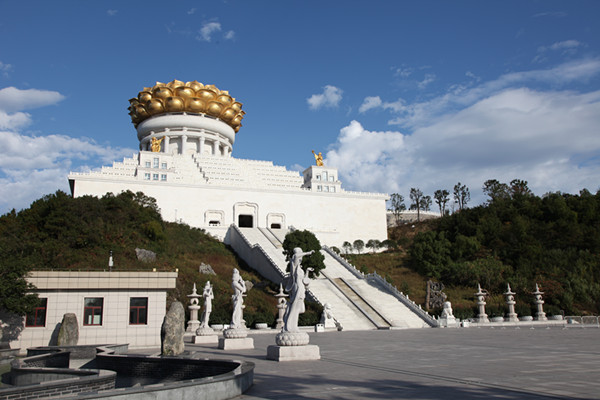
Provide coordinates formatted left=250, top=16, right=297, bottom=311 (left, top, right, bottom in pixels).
left=224, top=30, right=235, bottom=40
left=359, top=96, right=382, bottom=113
left=0, top=87, right=65, bottom=113
left=198, top=22, right=221, bottom=42
left=0, top=130, right=136, bottom=213
left=307, top=85, right=343, bottom=110
left=361, top=58, right=600, bottom=130
left=417, top=73, right=436, bottom=89
left=107, top=9, right=117, bottom=16
left=0, top=61, right=12, bottom=78
left=187, top=8, right=197, bottom=15
left=326, top=87, right=600, bottom=206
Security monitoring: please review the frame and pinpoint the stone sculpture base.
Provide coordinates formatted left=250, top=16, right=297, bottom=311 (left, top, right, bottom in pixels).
left=218, top=337, right=254, bottom=350
left=266, top=345, right=321, bottom=362
left=193, top=335, right=218, bottom=344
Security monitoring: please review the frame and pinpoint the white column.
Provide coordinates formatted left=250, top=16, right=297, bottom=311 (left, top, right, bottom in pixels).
left=212, top=141, right=218, bottom=155
left=164, top=136, right=170, bottom=154
left=181, top=135, right=187, bottom=155
left=199, top=137, right=205, bottom=155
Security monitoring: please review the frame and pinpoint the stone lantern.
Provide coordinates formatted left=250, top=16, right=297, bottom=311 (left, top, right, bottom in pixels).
left=186, top=283, right=201, bottom=333
left=532, top=283, right=548, bottom=321
left=504, top=284, right=518, bottom=322
left=275, top=283, right=288, bottom=330
left=475, top=284, right=489, bottom=323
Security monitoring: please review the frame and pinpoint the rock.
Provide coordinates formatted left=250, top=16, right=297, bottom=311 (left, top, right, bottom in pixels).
left=161, top=302, right=185, bottom=356
left=135, top=248, right=156, bottom=263
left=57, top=313, right=79, bottom=346
left=198, top=263, right=216, bottom=275
left=244, top=280, right=253, bottom=291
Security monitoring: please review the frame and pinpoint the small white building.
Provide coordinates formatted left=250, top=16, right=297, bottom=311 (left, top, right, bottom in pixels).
left=68, top=80, right=388, bottom=248
left=13, top=270, right=177, bottom=352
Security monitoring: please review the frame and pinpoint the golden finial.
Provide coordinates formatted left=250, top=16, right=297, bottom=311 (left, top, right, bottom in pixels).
left=312, top=150, right=324, bottom=166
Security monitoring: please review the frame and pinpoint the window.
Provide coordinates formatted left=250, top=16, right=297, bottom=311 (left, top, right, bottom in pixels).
left=83, top=298, right=103, bottom=326
left=161, top=162, right=167, bottom=169
left=332, top=186, right=336, bottom=193
left=26, top=298, right=47, bottom=327
left=129, top=297, right=148, bottom=325
left=153, top=158, right=159, bottom=168
left=144, top=173, right=151, bottom=180
left=316, top=175, right=321, bottom=180
left=161, top=174, right=167, bottom=181
left=153, top=173, right=159, bottom=181
left=324, top=186, right=330, bottom=192
left=330, top=176, right=334, bottom=182
left=317, top=185, right=322, bottom=192
left=145, top=161, right=151, bottom=168
left=323, top=171, right=328, bottom=180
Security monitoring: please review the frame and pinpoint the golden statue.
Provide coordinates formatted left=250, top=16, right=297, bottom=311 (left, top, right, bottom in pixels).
left=151, top=136, right=165, bottom=152
left=312, top=150, right=324, bottom=166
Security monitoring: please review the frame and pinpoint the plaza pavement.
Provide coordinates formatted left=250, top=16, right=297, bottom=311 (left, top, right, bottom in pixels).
left=185, top=326, right=600, bottom=400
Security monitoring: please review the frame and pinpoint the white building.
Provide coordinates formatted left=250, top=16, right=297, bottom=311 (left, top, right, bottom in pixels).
left=68, top=80, right=388, bottom=248
left=14, top=271, right=177, bottom=352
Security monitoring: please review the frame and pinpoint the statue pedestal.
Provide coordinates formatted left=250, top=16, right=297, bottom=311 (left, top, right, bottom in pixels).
left=218, top=337, right=254, bottom=350
left=266, top=345, right=320, bottom=361
left=439, top=316, right=457, bottom=328
left=194, top=335, right=218, bottom=344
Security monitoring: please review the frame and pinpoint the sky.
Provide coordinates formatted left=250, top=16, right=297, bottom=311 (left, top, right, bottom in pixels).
left=1, top=1, right=599, bottom=214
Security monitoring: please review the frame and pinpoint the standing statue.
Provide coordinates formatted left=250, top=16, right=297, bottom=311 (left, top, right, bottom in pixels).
left=230, top=268, right=247, bottom=329
left=200, top=281, right=213, bottom=328
left=282, top=248, right=315, bottom=333
left=311, top=150, right=324, bottom=166
left=151, top=136, right=165, bottom=152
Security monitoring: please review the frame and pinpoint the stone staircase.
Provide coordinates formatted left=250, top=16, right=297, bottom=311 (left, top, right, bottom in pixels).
left=229, top=226, right=436, bottom=330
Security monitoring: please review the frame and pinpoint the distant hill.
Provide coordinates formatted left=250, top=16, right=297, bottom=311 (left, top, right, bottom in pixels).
left=0, top=190, right=324, bottom=327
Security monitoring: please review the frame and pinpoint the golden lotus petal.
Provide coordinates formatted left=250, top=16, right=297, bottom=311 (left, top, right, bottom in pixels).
left=167, top=79, right=185, bottom=89
left=230, top=102, right=242, bottom=112
left=175, top=86, right=194, bottom=98
left=206, top=101, right=223, bottom=117
left=153, top=86, right=172, bottom=99
left=186, top=97, right=206, bottom=113
left=186, top=80, right=204, bottom=92
left=220, top=107, right=236, bottom=122
left=138, top=91, right=152, bottom=103
left=217, top=94, right=233, bottom=106
left=146, top=98, right=165, bottom=115
left=165, top=96, right=185, bottom=112
left=197, top=88, right=216, bottom=102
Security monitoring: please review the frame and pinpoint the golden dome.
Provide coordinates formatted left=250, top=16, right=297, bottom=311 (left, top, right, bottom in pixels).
left=128, top=80, right=245, bottom=132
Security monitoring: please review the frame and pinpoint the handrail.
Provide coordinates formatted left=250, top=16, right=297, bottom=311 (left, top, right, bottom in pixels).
left=322, top=246, right=365, bottom=279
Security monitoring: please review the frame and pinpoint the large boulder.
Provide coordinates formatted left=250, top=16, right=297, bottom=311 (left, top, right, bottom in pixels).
left=135, top=248, right=157, bottom=263
left=57, top=313, right=79, bottom=346
left=198, top=263, right=216, bottom=275
left=161, top=302, right=185, bottom=356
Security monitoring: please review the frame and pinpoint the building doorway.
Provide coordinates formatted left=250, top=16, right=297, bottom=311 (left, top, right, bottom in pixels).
left=238, top=214, right=254, bottom=228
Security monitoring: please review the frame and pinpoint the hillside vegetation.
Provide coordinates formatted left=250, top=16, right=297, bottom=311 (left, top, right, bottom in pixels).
left=0, top=191, right=297, bottom=327
left=350, top=188, right=600, bottom=318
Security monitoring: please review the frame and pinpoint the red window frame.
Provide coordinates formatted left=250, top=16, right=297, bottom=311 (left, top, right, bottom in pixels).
left=26, top=298, right=47, bottom=327
left=129, top=297, right=148, bottom=325
left=83, top=298, right=103, bottom=326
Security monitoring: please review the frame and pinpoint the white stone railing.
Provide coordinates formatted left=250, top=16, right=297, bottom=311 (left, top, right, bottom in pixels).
left=367, top=271, right=438, bottom=327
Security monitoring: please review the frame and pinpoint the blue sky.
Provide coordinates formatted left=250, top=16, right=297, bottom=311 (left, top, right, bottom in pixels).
left=1, top=1, right=599, bottom=214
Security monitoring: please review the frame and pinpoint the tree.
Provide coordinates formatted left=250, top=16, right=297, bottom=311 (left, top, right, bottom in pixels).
left=380, top=239, right=397, bottom=251
left=388, top=193, right=406, bottom=225
left=409, top=188, right=424, bottom=221
left=342, top=241, right=353, bottom=255
left=353, top=239, right=365, bottom=254
left=421, top=195, right=432, bottom=212
left=509, top=179, right=532, bottom=198
left=366, top=239, right=381, bottom=253
left=434, top=189, right=450, bottom=216
left=453, top=182, right=470, bottom=211
left=483, top=179, right=510, bottom=203
left=282, top=230, right=326, bottom=278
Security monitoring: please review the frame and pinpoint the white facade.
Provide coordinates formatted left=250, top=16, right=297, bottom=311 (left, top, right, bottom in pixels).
left=13, top=271, right=177, bottom=352
left=68, top=113, right=388, bottom=248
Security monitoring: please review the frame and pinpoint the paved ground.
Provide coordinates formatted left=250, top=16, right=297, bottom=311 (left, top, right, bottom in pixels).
left=184, top=326, right=600, bottom=400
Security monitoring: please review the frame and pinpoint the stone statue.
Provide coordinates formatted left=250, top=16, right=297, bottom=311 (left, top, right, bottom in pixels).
left=282, top=248, right=315, bottom=333
left=320, top=303, right=343, bottom=331
left=441, top=301, right=454, bottom=318
left=200, top=281, right=213, bottom=328
left=312, top=150, right=324, bottom=166
left=230, top=268, right=246, bottom=329
left=151, top=136, right=165, bottom=152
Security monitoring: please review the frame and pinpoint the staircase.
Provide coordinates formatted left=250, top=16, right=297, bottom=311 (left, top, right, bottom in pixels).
left=228, top=226, right=437, bottom=330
